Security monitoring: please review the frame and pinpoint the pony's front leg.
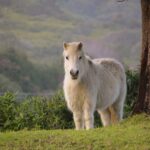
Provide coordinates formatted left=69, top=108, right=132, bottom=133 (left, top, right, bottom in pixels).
left=73, top=111, right=84, bottom=130
left=84, top=109, right=94, bottom=130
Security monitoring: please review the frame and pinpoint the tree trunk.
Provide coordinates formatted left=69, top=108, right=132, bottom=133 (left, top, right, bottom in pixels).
left=133, top=0, right=150, bottom=114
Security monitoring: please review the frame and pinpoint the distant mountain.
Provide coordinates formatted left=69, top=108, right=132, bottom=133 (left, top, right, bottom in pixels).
left=0, top=0, right=141, bottom=93
left=0, top=48, right=62, bottom=93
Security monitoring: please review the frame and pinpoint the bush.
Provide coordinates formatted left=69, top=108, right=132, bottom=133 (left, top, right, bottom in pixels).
left=124, top=69, right=139, bottom=117
left=0, top=91, right=74, bottom=131
left=0, top=69, right=139, bottom=131
left=0, top=92, right=18, bottom=130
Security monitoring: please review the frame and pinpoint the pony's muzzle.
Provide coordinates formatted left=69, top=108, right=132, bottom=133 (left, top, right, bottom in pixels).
left=70, top=69, right=79, bottom=79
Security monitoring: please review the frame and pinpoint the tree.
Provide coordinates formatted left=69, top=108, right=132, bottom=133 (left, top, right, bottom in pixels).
left=133, top=0, right=150, bottom=114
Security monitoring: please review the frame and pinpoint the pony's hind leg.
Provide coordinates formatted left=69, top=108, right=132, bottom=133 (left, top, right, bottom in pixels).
left=98, top=108, right=111, bottom=126
left=111, top=99, right=124, bottom=122
left=109, top=105, right=119, bottom=124
left=111, top=79, right=126, bottom=122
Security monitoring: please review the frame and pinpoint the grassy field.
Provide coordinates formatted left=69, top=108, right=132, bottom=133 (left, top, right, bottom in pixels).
left=0, top=114, right=150, bottom=150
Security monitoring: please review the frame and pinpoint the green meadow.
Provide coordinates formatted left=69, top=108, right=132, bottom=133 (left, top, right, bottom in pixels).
left=0, top=114, right=150, bottom=150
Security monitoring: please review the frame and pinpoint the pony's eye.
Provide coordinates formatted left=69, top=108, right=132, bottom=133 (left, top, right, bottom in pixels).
left=79, top=56, right=82, bottom=60
left=66, top=56, right=69, bottom=60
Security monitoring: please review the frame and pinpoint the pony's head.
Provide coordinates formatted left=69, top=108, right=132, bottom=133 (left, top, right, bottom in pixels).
left=63, top=42, right=86, bottom=81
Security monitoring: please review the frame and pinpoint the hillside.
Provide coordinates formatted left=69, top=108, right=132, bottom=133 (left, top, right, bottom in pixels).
left=0, top=114, right=150, bottom=150
left=0, top=0, right=141, bottom=64
left=0, top=0, right=141, bottom=93
left=0, top=49, right=63, bottom=93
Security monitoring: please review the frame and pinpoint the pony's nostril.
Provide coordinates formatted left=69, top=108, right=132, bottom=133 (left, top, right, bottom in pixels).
left=70, top=70, right=79, bottom=77
left=70, top=70, right=75, bottom=76
left=76, top=70, right=79, bottom=75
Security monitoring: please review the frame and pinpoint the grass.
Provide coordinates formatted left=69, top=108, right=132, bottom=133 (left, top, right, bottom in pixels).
left=0, top=114, right=150, bottom=150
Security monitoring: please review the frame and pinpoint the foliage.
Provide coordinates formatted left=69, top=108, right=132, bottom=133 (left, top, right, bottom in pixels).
left=0, top=91, right=73, bottom=131
left=0, top=92, right=17, bottom=130
left=0, top=69, right=139, bottom=131
left=124, top=69, right=139, bottom=117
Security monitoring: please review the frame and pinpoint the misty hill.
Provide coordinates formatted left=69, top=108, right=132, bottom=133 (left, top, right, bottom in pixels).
left=0, top=0, right=141, bottom=93
left=0, top=49, right=62, bottom=93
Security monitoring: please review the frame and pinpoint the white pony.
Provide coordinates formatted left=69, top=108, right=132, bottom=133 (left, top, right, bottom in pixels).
left=63, top=42, right=126, bottom=130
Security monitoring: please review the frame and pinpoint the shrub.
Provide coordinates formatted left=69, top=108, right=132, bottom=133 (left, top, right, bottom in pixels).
left=0, top=69, right=139, bottom=131
left=124, top=69, right=139, bottom=117
left=0, top=91, right=74, bottom=131
left=0, top=92, right=18, bottom=131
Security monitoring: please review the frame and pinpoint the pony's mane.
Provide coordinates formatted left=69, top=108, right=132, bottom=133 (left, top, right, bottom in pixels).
left=85, top=55, right=93, bottom=65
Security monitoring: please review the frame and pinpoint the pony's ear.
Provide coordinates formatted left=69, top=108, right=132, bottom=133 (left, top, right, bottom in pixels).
left=63, top=42, right=68, bottom=50
left=78, top=42, right=83, bottom=50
